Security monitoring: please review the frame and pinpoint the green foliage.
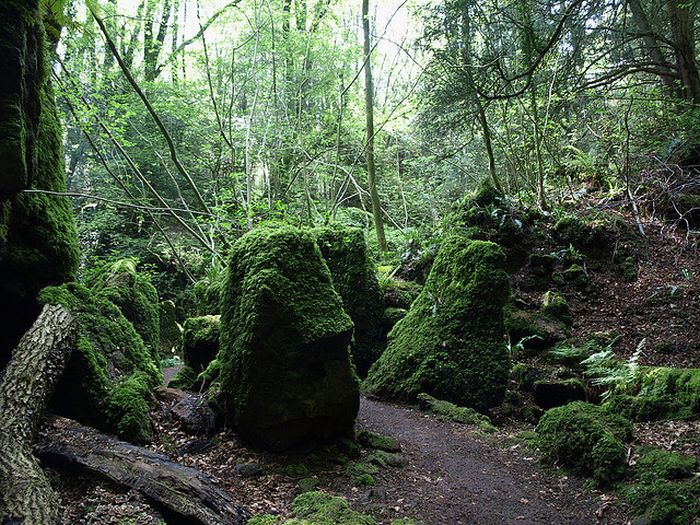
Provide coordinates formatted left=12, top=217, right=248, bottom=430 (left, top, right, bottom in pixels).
left=536, top=401, right=632, bottom=484
left=39, top=282, right=160, bottom=442
left=314, top=224, right=386, bottom=377
left=417, top=393, right=495, bottom=432
left=365, top=236, right=510, bottom=411
left=219, top=225, right=359, bottom=450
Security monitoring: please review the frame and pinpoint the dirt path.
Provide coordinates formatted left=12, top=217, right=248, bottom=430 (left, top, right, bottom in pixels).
left=351, top=397, right=624, bottom=525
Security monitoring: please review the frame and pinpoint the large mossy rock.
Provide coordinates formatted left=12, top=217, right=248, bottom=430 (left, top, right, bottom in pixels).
left=536, top=401, right=633, bottom=484
left=183, top=315, right=220, bottom=373
left=39, top=283, right=161, bottom=443
left=0, top=9, right=79, bottom=365
left=219, top=225, right=359, bottom=451
left=314, top=224, right=386, bottom=377
left=365, top=236, right=511, bottom=411
left=87, top=259, right=161, bottom=359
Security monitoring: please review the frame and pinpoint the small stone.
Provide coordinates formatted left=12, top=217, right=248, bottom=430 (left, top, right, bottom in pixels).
left=357, top=430, right=401, bottom=452
left=234, top=462, right=263, bottom=477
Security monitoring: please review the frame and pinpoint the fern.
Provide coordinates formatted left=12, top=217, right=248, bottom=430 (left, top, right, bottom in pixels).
left=582, top=338, right=646, bottom=400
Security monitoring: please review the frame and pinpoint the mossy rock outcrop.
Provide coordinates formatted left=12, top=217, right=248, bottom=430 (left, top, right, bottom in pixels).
left=87, top=259, right=160, bottom=359
left=536, top=401, right=633, bottom=484
left=314, top=224, right=386, bottom=377
left=219, top=225, right=360, bottom=451
left=365, top=236, right=510, bottom=411
left=182, top=315, right=220, bottom=373
left=39, top=283, right=161, bottom=443
left=0, top=16, right=79, bottom=365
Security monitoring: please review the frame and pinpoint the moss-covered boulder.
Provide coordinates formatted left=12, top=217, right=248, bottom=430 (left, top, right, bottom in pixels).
left=182, top=315, right=220, bottom=373
left=314, top=224, right=386, bottom=377
left=219, top=225, right=359, bottom=450
left=365, top=236, right=510, bottom=411
left=381, top=278, right=422, bottom=310
left=0, top=14, right=79, bottom=364
left=87, top=259, right=160, bottom=359
left=536, top=401, right=633, bottom=483
left=635, top=448, right=697, bottom=483
left=39, top=283, right=161, bottom=443
left=625, top=480, right=700, bottom=525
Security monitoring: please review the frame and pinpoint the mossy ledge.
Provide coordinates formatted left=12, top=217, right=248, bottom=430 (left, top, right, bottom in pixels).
left=364, top=236, right=510, bottom=411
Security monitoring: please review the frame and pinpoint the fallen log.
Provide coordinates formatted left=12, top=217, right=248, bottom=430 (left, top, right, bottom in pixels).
left=0, top=305, right=78, bottom=525
left=35, top=416, right=251, bottom=525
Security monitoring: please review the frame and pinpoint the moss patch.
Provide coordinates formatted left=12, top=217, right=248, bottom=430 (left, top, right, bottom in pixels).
left=624, top=480, right=700, bottom=525
left=417, top=392, right=495, bottom=432
left=314, top=224, right=386, bottom=377
left=635, top=448, right=697, bottom=483
left=536, top=401, right=632, bottom=484
left=219, top=225, right=359, bottom=450
left=365, top=236, right=510, bottom=411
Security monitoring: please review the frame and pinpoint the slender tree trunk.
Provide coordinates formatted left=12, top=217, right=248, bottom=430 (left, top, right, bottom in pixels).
left=667, top=0, right=700, bottom=103
left=0, top=305, right=78, bottom=525
left=362, top=0, right=387, bottom=251
left=475, top=99, right=504, bottom=194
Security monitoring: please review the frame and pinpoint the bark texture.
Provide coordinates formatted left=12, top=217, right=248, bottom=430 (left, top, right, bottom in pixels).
left=35, top=416, right=251, bottom=525
left=0, top=304, right=77, bottom=525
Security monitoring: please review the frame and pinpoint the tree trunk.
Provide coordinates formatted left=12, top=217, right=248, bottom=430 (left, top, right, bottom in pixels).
left=0, top=305, right=78, bottom=525
left=667, top=0, right=700, bottom=103
left=362, top=0, right=387, bottom=251
left=35, top=416, right=251, bottom=525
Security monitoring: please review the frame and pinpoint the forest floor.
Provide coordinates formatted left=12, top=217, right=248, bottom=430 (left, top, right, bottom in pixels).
left=51, top=392, right=633, bottom=525
left=47, top=215, right=700, bottom=525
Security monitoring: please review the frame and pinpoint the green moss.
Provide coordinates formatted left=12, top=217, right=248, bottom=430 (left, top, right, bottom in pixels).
left=169, top=365, right=198, bottom=390
left=182, top=315, right=220, bottom=373
left=87, top=259, right=160, bottom=359
left=249, top=492, right=419, bottom=525
left=635, top=449, right=697, bottom=483
left=39, top=282, right=160, bottom=441
left=605, top=367, right=700, bottom=421
left=219, top=225, right=359, bottom=450
left=536, top=401, right=632, bottom=483
left=625, top=480, right=700, bottom=525
left=417, top=393, right=495, bottom=432
left=541, top=291, right=571, bottom=325
left=357, top=430, right=401, bottom=452
left=105, top=371, right=153, bottom=443
left=381, top=278, right=422, bottom=310
left=290, top=491, right=375, bottom=525
left=314, top=224, right=386, bottom=377
left=561, top=264, right=591, bottom=292
left=193, top=270, right=226, bottom=315
left=365, top=237, right=510, bottom=411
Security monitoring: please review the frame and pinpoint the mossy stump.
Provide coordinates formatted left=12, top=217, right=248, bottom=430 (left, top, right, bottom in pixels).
left=314, top=224, right=386, bottom=377
left=365, top=236, right=510, bottom=411
left=219, top=225, right=360, bottom=451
